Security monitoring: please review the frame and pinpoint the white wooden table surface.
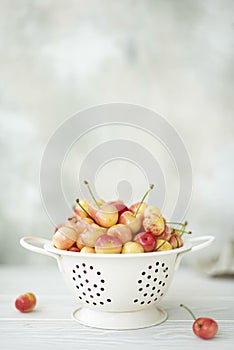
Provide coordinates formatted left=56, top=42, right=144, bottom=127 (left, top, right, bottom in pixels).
left=0, top=264, right=233, bottom=350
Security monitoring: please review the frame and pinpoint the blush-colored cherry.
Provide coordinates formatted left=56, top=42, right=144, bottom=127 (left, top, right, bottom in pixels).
left=180, top=304, right=218, bottom=340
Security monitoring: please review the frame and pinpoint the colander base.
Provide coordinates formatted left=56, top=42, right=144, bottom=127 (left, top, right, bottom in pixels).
left=72, top=306, right=167, bottom=330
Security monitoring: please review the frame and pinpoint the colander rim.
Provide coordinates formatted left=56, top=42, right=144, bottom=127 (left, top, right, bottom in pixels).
left=44, top=240, right=192, bottom=258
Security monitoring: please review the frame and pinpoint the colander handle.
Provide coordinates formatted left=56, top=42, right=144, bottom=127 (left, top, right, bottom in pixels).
left=174, top=235, right=215, bottom=270
left=20, top=236, right=63, bottom=271
left=189, top=235, right=215, bottom=252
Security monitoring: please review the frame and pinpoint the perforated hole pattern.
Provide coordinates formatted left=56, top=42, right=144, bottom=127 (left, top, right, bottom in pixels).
left=72, top=263, right=112, bottom=306
left=71, top=260, right=169, bottom=307
left=133, top=261, right=169, bottom=305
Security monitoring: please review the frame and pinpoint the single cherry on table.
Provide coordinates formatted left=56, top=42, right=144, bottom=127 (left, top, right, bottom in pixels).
left=180, top=304, right=218, bottom=340
left=15, top=292, right=37, bottom=313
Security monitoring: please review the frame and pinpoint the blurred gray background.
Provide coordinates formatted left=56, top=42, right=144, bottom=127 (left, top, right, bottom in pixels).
left=0, top=0, right=233, bottom=265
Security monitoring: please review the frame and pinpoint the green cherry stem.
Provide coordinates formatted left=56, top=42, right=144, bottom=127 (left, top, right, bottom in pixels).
left=84, top=180, right=100, bottom=208
left=167, top=221, right=188, bottom=226
left=167, top=221, right=191, bottom=236
left=155, top=240, right=167, bottom=251
left=180, top=304, right=201, bottom=328
left=133, top=184, right=154, bottom=217
left=76, top=199, right=93, bottom=219
left=179, top=222, right=188, bottom=237
left=175, top=229, right=192, bottom=235
left=155, top=233, right=172, bottom=251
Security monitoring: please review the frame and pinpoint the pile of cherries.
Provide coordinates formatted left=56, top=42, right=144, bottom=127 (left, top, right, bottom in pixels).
left=52, top=182, right=191, bottom=254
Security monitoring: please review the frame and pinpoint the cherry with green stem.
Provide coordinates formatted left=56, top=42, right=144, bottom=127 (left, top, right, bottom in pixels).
left=84, top=180, right=100, bottom=208
left=155, top=227, right=189, bottom=251
left=155, top=237, right=170, bottom=251
left=155, top=225, right=179, bottom=250
left=133, top=184, right=154, bottom=217
left=180, top=304, right=218, bottom=340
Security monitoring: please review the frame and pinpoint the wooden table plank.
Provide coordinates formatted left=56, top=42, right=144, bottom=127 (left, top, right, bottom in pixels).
left=0, top=320, right=233, bottom=350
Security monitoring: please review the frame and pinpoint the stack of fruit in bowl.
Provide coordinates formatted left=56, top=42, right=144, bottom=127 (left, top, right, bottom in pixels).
left=53, top=181, right=191, bottom=254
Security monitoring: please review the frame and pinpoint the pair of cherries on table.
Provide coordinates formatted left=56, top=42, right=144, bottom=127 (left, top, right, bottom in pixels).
left=14, top=294, right=218, bottom=340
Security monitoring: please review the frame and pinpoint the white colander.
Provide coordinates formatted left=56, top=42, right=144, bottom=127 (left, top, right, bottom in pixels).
left=20, top=235, right=214, bottom=330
